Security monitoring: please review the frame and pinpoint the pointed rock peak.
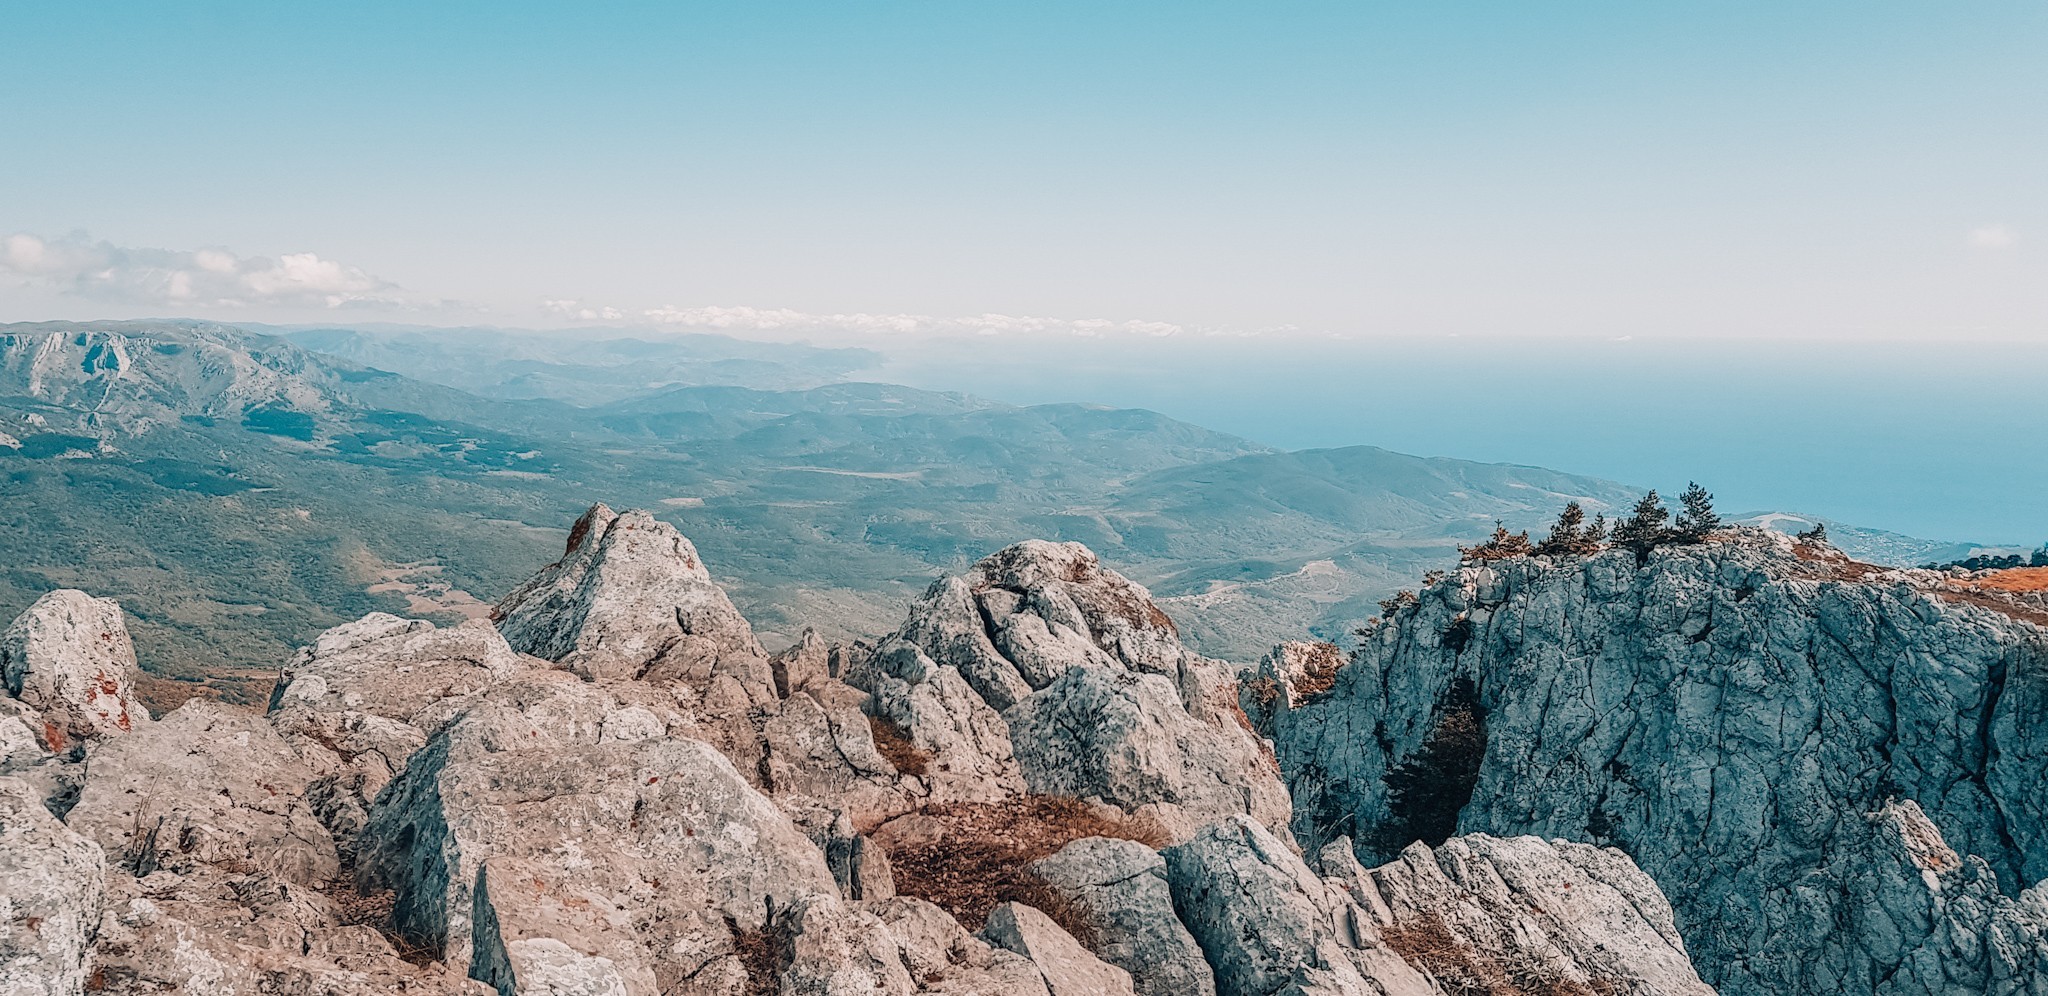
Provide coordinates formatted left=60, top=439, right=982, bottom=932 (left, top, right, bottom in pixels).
left=563, top=501, right=617, bottom=556
left=493, top=504, right=765, bottom=686
left=1, top=589, right=151, bottom=744
left=959, top=539, right=1186, bottom=676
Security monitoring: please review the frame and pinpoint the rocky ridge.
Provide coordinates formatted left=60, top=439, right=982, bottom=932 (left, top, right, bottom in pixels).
left=1271, top=529, right=2048, bottom=996
left=6, top=503, right=1729, bottom=995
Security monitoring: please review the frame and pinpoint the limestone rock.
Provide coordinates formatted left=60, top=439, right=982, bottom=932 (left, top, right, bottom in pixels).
left=2, top=590, right=150, bottom=744
left=1029, top=836, right=1216, bottom=996
left=65, top=700, right=339, bottom=886
left=1165, top=815, right=1434, bottom=996
left=493, top=503, right=771, bottom=693
left=849, top=639, right=1027, bottom=805
left=356, top=703, right=837, bottom=983
left=1325, top=833, right=1715, bottom=996
left=1275, top=530, right=2048, bottom=996
left=861, top=897, right=1052, bottom=995
left=0, top=775, right=105, bottom=996
left=880, top=542, right=1291, bottom=840
left=982, top=901, right=1136, bottom=996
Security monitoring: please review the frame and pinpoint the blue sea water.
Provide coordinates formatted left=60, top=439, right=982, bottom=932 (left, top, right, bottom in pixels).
left=873, top=334, right=2048, bottom=545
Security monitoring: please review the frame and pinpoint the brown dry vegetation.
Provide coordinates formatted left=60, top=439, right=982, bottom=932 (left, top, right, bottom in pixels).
left=1292, top=641, right=1345, bottom=701
left=1789, top=543, right=1888, bottom=583
left=867, top=714, right=932, bottom=778
left=880, top=796, right=1168, bottom=942
left=733, top=925, right=784, bottom=996
left=1957, top=567, right=2048, bottom=593
left=1381, top=914, right=1619, bottom=996
left=323, top=876, right=437, bottom=966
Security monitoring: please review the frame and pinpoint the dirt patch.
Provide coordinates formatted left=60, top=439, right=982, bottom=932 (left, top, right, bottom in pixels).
left=867, top=714, right=932, bottom=778
left=880, top=796, right=1167, bottom=942
left=1939, top=589, right=2048, bottom=628
left=1790, top=543, right=1888, bottom=583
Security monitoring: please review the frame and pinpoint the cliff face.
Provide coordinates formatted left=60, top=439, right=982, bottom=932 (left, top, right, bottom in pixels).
left=1273, top=530, right=2048, bottom=996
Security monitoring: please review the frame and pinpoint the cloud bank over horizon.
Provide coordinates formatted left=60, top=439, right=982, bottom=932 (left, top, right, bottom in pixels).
left=0, top=232, right=457, bottom=312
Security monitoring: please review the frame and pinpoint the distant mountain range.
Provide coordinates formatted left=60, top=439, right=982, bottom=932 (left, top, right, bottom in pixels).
left=0, top=319, right=1989, bottom=694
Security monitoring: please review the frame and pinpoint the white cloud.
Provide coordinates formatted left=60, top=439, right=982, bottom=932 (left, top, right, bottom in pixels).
left=0, top=232, right=449, bottom=310
left=618, top=303, right=1189, bottom=339
left=540, top=298, right=625, bottom=321
left=1968, top=224, right=2019, bottom=249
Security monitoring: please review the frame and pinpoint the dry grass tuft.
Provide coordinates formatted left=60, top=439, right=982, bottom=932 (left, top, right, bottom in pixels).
left=867, top=714, right=932, bottom=778
left=1380, top=914, right=1616, bottom=996
left=324, top=874, right=438, bottom=966
left=881, top=796, right=1167, bottom=943
left=733, top=925, right=784, bottom=996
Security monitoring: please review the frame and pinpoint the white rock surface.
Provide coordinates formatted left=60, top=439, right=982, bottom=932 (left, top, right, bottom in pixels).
left=0, top=775, right=105, bottom=996
left=2, top=590, right=150, bottom=744
left=493, top=503, right=771, bottom=692
left=1029, top=836, right=1217, bottom=996
left=862, top=541, right=1291, bottom=840
left=981, top=901, right=1136, bottom=996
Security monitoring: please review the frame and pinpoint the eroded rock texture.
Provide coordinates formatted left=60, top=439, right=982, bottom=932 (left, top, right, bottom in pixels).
left=0, top=505, right=1744, bottom=995
left=1274, top=530, right=2048, bottom=996
left=852, top=539, right=1292, bottom=841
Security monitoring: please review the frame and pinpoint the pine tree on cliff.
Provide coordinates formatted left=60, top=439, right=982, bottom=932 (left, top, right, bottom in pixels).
left=1612, top=490, right=1670, bottom=556
left=1536, top=501, right=1603, bottom=557
left=1674, top=482, right=1719, bottom=543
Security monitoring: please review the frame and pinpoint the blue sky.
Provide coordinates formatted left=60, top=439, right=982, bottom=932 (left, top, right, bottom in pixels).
left=2, top=1, right=2042, bottom=337
left=1, top=2, right=2043, bottom=542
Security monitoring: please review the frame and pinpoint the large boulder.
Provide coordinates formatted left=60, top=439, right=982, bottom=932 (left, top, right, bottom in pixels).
left=0, top=775, right=105, bottom=995
left=1029, top=836, right=1216, bottom=996
left=356, top=698, right=838, bottom=986
left=493, top=503, right=771, bottom=693
left=981, top=901, right=1135, bottom=996
left=65, top=700, right=340, bottom=886
left=1322, top=833, right=1714, bottom=996
left=1164, top=815, right=1434, bottom=996
left=2, top=590, right=150, bottom=744
left=266, top=613, right=543, bottom=847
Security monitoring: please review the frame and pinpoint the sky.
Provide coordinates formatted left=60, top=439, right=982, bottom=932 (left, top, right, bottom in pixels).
left=1, top=2, right=2043, bottom=541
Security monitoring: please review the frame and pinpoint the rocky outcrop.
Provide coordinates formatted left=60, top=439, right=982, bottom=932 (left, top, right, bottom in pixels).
left=0, top=506, right=1751, bottom=995
left=1273, top=530, right=2048, bottom=996
left=855, top=540, right=1291, bottom=841
left=66, top=700, right=340, bottom=886
left=2, top=590, right=150, bottom=745
left=0, top=776, right=105, bottom=996
left=494, top=503, right=771, bottom=691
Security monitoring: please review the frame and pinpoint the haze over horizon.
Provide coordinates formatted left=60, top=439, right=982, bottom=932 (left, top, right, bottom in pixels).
left=2, top=2, right=2042, bottom=541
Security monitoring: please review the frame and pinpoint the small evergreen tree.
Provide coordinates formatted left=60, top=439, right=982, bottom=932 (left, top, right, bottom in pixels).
left=1612, top=490, right=1670, bottom=555
left=1674, top=482, right=1719, bottom=543
left=1535, top=501, right=1605, bottom=557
